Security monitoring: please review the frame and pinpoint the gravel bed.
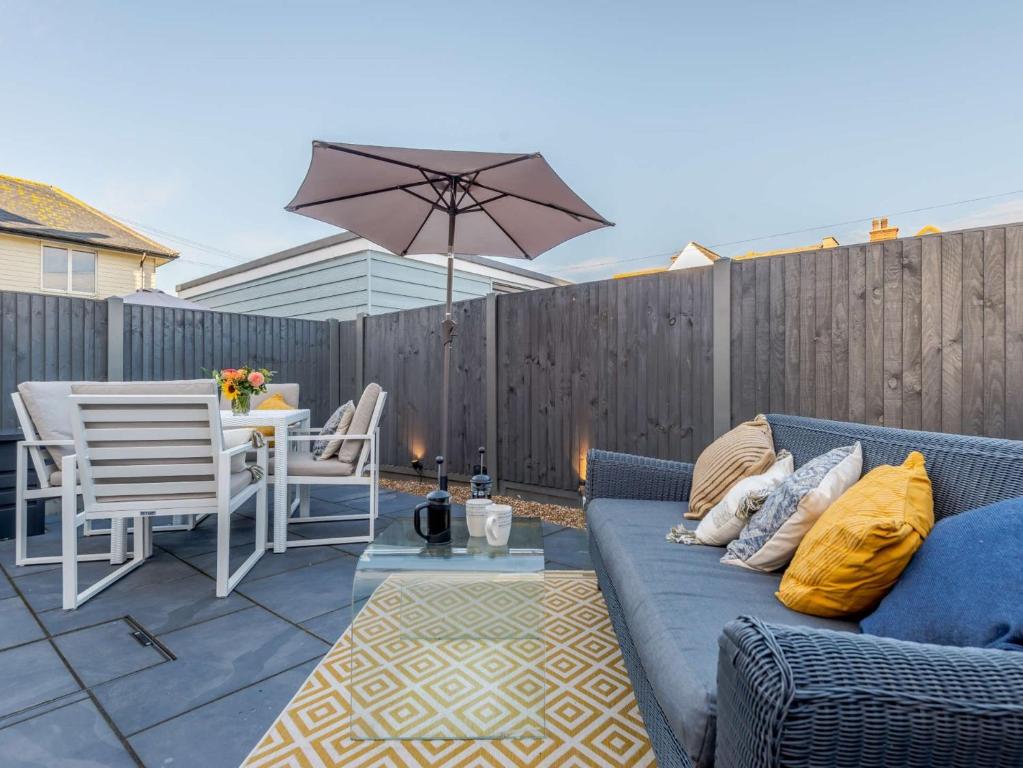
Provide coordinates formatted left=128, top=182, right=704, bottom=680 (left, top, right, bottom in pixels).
left=380, top=477, right=586, bottom=530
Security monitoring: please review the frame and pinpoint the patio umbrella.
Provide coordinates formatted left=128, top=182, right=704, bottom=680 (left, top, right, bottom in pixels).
left=286, top=141, right=613, bottom=485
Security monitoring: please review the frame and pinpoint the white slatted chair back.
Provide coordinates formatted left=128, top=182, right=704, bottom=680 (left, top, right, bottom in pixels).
left=11, top=392, right=55, bottom=489
left=354, top=391, right=387, bottom=478
left=70, top=394, right=226, bottom=515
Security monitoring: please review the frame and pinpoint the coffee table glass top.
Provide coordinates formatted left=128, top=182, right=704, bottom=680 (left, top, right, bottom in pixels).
left=350, top=515, right=546, bottom=741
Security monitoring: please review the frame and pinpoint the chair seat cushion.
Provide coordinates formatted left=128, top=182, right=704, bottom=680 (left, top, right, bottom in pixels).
left=587, top=498, right=857, bottom=765
left=270, top=452, right=355, bottom=477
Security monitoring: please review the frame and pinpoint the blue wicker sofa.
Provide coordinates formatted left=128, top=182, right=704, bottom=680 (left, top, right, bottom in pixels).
left=585, top=414, right=1023, bottom=768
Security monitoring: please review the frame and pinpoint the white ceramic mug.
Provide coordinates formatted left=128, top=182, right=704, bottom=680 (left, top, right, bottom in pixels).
left=485, top=504, right=513, bottom=547
left=465, top=498, right=491, bottom=538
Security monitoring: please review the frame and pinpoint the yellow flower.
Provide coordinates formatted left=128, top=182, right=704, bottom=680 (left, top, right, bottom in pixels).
left=221, top=381, right=238, bottom=400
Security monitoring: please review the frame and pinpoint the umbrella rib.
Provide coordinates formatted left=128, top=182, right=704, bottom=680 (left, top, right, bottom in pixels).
left=399, top=206, right=437, bottom=256
left=469, top=180, right=614, bottom=226
left=317, top=141, right=536, bottom=180
left=462, top=188, right=530, bottom=258
left=288, top=179, right=435, bottom=211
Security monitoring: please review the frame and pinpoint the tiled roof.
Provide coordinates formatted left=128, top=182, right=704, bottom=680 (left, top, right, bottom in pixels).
left=0, top=174, right=178, bottom=258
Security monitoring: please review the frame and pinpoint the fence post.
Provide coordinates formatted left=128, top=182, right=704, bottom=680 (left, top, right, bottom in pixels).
left=327, top=318, right=341, bottom=412
left=355, top=312, right=367, bottom=395
left=485, top=292, right=499, bottom=493
left=106, top=296, right=124, bottom=382
left=712, top=259, right=731, bottom=437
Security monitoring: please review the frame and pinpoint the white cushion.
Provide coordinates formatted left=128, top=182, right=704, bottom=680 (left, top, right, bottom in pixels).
left=722, top=443, right=863, bottom=572
left=694, top=452, right=794, bottom=546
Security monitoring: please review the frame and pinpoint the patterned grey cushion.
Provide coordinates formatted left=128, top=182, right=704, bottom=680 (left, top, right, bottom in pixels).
left=313, top=404, right=346, bottom=456
left=722, top=443, right=860, bottom=571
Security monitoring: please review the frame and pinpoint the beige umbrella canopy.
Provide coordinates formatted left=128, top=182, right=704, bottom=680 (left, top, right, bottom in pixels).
left=286, top=141, right=613, bottom=484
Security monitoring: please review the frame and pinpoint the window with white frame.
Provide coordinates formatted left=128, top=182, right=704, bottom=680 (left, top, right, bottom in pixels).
left=41, top=245, right=97, bottom=294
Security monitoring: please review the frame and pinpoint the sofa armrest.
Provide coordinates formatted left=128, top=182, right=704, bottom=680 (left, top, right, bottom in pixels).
left=716, top=616, right=1023, bottom=768
left=584, top=449, right=693, bottom=504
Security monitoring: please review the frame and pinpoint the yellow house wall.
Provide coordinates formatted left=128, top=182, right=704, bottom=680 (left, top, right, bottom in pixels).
left=0, top=232, right=160, bottom=298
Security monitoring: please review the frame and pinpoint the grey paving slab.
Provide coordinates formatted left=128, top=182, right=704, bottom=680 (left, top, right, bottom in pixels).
left=300, top=604, right=352, bottom=644
left=188, top=539, right=346, bottom=582
left=0, top=698, right=137, bottom=768
left=153, top=514, right=260, bottom=559
left=542, top=527, right=592, bottom=570
left=236, top=554, right=358, bottom=623
left=15, top=549, right=197, bottom=615
left=53, top=619, right=168, bottom=687
left=37, top=571, right=252, bottom=637
left=0, top=640, right=80, bottom=719
left=310, top=485, right=374, bottom=503
left=542, top=521, right=568, bottom=537
left=129, top=658, right=318, bottom=768
left=0, top=525, right=128, bottom=578
left=93, top=606, right=328, bottom=735
left=0, top=575, right=15, bottom=599
left=286, top=517, right=380, bottom=545
left=0, top=596, right=44, bottom=651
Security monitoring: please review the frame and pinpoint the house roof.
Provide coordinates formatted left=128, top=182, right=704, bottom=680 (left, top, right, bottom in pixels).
left=176, top=232, right=570, bottom=292
left=0, top=174, right=178, bottom=259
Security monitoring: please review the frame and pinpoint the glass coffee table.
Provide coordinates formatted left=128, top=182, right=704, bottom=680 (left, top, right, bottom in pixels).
left=350, top=515, right=545, bottom=740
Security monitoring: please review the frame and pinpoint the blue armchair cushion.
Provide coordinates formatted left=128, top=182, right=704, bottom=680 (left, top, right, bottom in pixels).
left=861, top=497, right=1023, bottom=651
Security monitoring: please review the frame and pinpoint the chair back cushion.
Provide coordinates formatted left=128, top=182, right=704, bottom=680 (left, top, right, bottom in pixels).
left=18, top=381, right=86, bottom=465
left=687, top=414, right=775, bottom=520
left=767, top=414, right=1023, bottom=520
left=337, top=383, right=383, bottom=469
left=778, top=451, right=934, bottom=617
left=860, top=497, right=1023, bottom=650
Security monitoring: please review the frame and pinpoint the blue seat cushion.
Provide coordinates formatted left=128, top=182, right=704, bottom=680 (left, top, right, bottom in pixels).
left=587, top=498, right=857, bottom=766
left=861, top=497, right=1023, bottom=651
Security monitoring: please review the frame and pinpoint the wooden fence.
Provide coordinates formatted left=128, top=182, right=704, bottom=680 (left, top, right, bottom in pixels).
left=2, top=219, right=1022, bottom=515
left=728, top=223, right=1023, bottom=439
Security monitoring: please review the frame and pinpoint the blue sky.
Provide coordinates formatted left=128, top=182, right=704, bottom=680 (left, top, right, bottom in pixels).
left=3, top=1, right=1023, bottom=291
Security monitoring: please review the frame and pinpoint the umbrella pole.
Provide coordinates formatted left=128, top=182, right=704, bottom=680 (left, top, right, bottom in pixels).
left=440, top=209, right=456, bottom=490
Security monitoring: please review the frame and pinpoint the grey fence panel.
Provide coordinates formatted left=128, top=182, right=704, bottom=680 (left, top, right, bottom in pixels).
left=121, top=305, right=334, bottom=424
left=338, top=319, right=359, bottom=404
left=497, top=269, right=714, bottom=493
left=362, top=299, right=487, bottom=475
left=729, top=222, right=1023, bottom=440
left=0, top=291, right=108, bottom=434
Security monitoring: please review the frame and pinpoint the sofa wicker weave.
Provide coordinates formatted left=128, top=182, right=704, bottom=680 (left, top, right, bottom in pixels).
left=585, top=414, right=1023, bottom=768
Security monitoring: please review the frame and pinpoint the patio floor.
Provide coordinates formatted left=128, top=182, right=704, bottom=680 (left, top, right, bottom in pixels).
left=0, top=488, right=591, bottom=768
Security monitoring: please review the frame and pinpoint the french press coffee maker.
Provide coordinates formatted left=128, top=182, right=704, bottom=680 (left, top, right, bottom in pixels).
left=413, top=456, right=452, bottom=544
left=470, top=446, right=492, bottom=499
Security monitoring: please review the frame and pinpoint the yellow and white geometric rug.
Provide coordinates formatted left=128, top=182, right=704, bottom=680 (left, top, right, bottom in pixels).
left=242, top=571, right=655, bottom=767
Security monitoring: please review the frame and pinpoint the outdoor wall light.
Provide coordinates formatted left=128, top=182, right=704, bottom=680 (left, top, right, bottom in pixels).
left=410, top=458, right=424, bottom=476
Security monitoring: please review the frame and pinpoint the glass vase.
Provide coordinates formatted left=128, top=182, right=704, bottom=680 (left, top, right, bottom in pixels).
left=231, top=392, right=251, bottom=415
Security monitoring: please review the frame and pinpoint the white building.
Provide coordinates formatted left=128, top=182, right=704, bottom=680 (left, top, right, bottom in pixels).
left=176, top=233, right=569, bottom=320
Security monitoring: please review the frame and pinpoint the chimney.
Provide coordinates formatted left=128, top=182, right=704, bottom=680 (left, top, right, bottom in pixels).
left=869, top=216, right=899, bottom=242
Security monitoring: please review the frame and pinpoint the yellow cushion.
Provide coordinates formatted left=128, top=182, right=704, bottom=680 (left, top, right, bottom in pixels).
left=777, top=451, right=934, bottom=618
left=254, top=393, right=294, bottom=437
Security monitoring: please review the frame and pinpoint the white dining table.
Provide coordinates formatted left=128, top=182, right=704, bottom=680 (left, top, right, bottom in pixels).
left=221, top=408, right=311, bottom=553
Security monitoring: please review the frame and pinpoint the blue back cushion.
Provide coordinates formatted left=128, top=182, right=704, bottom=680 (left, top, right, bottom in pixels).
left=860, top=498, right=1023, bottom=651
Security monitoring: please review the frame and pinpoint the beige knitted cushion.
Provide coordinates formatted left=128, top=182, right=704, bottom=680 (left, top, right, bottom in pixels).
left=685, top=414, right=775, bottom=520
left=316, top=401, right=355, bottom=460
left=336, top=383, right=382, bottom=468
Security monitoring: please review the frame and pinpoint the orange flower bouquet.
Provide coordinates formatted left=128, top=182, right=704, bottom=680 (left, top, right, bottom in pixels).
left=211, top=366, right=274, bottom=415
